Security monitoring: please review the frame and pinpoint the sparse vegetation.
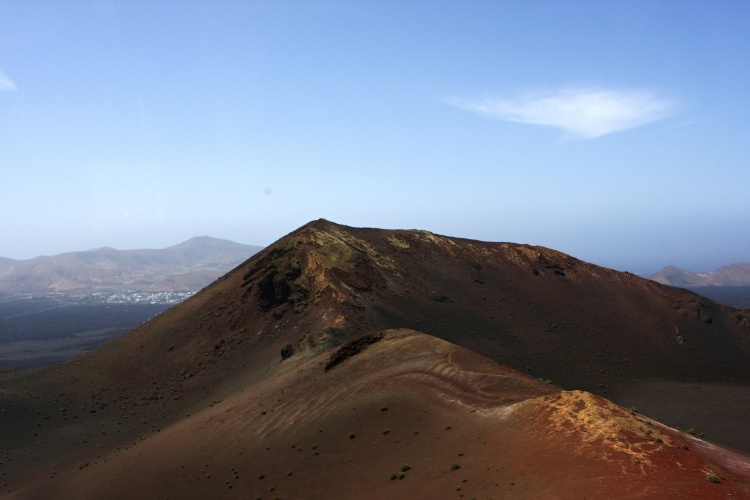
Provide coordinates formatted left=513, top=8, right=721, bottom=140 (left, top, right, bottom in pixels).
left=685, top=428, right=705, bottom=438
left=4, top=223, right=750, bottom=498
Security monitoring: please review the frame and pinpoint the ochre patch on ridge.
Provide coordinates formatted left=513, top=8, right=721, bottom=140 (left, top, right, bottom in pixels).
left=530, top=390, right=673, bottom=470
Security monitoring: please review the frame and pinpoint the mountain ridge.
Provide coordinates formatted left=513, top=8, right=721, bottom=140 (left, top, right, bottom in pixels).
left=650, top=262, right=750, bottom=286
left=0, top=236, right=262, bottom=296
left=1, top=219, right=749, bottom=497
left=33, top=218, right=750, bottom=442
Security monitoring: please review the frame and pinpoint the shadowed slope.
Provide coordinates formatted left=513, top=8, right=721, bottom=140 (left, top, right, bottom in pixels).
left=107, top=218, right=750, bottom=446
left=4, top=219, right=749, bottom=450
left=2, top=219, right=750, bottom=498
left=58, top=218, right=750, bottom=392
left=8, top=330, right=750, bottom=499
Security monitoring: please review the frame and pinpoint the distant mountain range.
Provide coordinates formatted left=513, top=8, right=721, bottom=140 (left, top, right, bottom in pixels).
left=649, top=263, right=750, bottom=286
left=0, top=237, right=262, bottom=296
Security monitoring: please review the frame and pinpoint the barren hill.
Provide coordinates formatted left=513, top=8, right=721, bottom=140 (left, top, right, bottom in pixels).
left=1, top=220, right=749, bottom=498
left=0, top=237, right=262, bottom=296
left=650, top=263, right=750, bottom=287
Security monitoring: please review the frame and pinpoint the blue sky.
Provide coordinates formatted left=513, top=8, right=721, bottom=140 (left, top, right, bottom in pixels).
left=1, top=0, right=748, bottom=274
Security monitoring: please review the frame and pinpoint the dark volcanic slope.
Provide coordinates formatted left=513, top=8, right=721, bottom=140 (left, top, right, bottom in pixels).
left=5, top=330, right=750, bottom=499
left=233, top=220, right=750, bottom=446
left=206, top=219, right=750, bottom=391
left=10, top=219, right=748, bottom=447
left=1, top=219, right=750, bottom=498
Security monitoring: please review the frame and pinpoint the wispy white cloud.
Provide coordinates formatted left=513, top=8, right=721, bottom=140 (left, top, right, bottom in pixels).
left=450, top=87, right=679, bottom=139
left=0, top=70, right=17, bottom=91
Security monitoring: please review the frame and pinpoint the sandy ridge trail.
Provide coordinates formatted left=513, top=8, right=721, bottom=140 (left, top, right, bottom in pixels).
left=8, top=330, right=749, bottom=499
left=3, top=220, right=750, bottom=498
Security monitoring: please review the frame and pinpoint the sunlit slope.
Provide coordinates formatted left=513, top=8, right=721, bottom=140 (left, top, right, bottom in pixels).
left=2, top=219, right=750, bottom=499
left=8, top=219, right=750, bottom=447
left=11, top=330, right=750, bottom=499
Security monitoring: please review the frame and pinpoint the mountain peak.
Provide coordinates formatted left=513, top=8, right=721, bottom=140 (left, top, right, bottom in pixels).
left=650, top=262, right=750, bottom=286
left=3, top=220, right=750, bottom=497
left=0, top=237, right=262, bottom=296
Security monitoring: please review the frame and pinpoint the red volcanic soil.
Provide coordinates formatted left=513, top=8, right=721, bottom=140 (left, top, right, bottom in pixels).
left=1, top=219, right=750, bottom=498
left=4, top=330, right=749, bottom=499
left=152, top=219, right=749, bottom=450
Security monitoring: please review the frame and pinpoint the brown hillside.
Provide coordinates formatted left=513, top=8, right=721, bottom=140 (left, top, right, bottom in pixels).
left=651, top=263, right=750, bottom=287
left=102, top=218, right=750, bottom=445
left=7, top=219, right=750, bottom=448
left=1, top=219, right=750, bottom=498
left=4, top=330, right=749, bottom=499
left=0, top=237, right=261, bottom=295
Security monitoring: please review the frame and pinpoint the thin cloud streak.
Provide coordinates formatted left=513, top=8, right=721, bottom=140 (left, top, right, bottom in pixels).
left=0, top=70, right=17, bottom=90
left=451, top=87, right=679, bottom=139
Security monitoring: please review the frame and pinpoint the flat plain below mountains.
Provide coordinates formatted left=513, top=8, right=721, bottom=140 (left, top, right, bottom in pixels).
left=0, top=237, right=262, bottom=370
left=1, top=220, right=749, bottom=498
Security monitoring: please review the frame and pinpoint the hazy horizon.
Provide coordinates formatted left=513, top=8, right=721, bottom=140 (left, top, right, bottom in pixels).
left=2, top=1, right=748, bottom=275
left=1, top=223, right=746, bottom=278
